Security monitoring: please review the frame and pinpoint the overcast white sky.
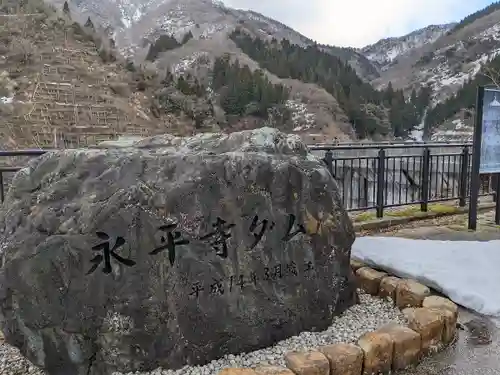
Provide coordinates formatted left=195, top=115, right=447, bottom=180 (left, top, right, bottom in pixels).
left=224, top=0, right=495, bottom=48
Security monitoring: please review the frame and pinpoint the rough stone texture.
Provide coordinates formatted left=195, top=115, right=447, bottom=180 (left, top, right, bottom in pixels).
left=219, top=369, right=257, bottom=375
left=422, top=296, right=458, bottom=319
left=403, top=308, right=444, bottom=353
left=350, top=259, right=365, bottom=272
left=0, top=129, right=357, bottom=375
left=356, top=268, right=387, bottom=295
left=378, top=276, right=400, bottom=301
left=395, top=280, right=431, bottom=308
left=378, top=323, right=421, bottom=370
left=318, top=343, right=363, bottom=375
left=357, top=331, right=393, bottom=375
left=428, top=308, right=457, bottom=344
left=254, top=365, right=295, bottom=375
left=423, top=296, right=458, bottom=345
left=284, top=351, right=330, bottom=375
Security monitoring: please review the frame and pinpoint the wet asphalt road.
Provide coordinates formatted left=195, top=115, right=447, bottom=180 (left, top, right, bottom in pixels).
left=376, top=225, right=500, bottom=375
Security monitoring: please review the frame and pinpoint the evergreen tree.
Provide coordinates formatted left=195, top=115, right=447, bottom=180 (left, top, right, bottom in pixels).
left=63, top=1, right=70, bottom=16
left=211, top=55, right=290, bottom=118
left=181, top=31, right=194, bottom=45
left=84, top=17, right=94, bottom=30
left=228, top=29, right=430, bottom=138
left=145, top=35, right=180, bottom=61
left=451, top=1, right=500, bottom=33
left=125, top=59, right=136, bottom=72
left=425, top=55, right=500, bottom=130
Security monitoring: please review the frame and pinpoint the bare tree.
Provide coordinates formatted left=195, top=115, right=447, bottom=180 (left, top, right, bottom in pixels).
left=480, top=65, right=500, bottom=87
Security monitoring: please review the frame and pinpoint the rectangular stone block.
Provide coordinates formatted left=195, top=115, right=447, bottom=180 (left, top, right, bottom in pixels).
left=395, top=279, right=430, bottom=308
left=422, top=296, right=458, bottom=344
left=428, top=308, right=457, bottom=344
left=356, top=267, right=387, bottom=295
left=379, top=276, right=400, bottom=302
left=423, top=296, right=458, bottom=319
left=378, top=323, right=422, bottom=370
left=350, top=259, right=366, bottom=272
left=254, top=365, right=295, bottom=375
left=284, top=351, right=330, bottom=375
left=319, top=343, right=363, bottom=375
left=219, top=369, right=257, bottom=375
left=357, top=331, right=393, bottom=375
left=403, top=307, right=444, bottom=353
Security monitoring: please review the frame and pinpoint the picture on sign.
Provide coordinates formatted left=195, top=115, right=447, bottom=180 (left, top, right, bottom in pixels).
left=480, top=88, right=500, bottom=173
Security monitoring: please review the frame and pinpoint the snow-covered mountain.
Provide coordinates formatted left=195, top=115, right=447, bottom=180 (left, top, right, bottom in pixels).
left=51, top=0, right=379, bottom=80
left=360, top=24, right=455, bottom=71
left=371, top=7, right=500, bottom=99
left=36, top=0, right=500, bottom=142
left=366, top=3, right=500, bottom=141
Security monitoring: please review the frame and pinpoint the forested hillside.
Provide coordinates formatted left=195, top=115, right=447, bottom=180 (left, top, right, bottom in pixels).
left=449, top=1, right=500, bottom=33
left=425, top=55, right=500, bottom=130
left=230, top=29, right=431, bottom=138
left=154, top=54, right=291, bottom=130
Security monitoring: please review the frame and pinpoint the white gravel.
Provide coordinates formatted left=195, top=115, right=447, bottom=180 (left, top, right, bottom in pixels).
left=0, top=291, right=406, bottom=375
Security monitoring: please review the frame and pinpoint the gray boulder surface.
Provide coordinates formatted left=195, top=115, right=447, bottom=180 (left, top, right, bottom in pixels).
left=0, top=128, right=357, bottom=375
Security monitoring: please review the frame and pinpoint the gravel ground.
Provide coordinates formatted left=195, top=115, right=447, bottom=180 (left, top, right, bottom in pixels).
left=0, top=291, right=406, bottom=375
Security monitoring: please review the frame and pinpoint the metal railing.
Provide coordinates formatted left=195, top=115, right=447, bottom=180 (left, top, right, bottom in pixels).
left=0, top=144, right=494, bottom=218
left=310, top=143, right=494, bottom=217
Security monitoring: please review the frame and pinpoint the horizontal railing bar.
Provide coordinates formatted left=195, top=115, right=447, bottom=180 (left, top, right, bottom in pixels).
left=346, top=205, right=378, bottom=213
left=310, top=143, right=470, bottom=151
left=0, top=167, right=23, bottom=172
left=0, top=150, right=47, bottom=156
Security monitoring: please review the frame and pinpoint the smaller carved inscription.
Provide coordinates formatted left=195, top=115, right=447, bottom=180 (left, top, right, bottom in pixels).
left=189, top=281, right=204, bottom=298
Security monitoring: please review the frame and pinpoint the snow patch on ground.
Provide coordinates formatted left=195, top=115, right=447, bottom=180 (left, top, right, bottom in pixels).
left=352, top=236, right=500, bottom=316
left=171, top=52, right=210, bottom=75
left=362, top=24, right=452, bottom=68
left=286, top=99, right=315, bottom=132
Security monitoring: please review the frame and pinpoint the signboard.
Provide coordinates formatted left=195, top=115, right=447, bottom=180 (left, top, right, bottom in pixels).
left=480, top=88, right=500, bottom=173
left=468, top=86, right=500, bottom=230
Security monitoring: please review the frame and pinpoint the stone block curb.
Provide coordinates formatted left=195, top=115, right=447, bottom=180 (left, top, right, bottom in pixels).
left=218, top=261, right=459, bottom=375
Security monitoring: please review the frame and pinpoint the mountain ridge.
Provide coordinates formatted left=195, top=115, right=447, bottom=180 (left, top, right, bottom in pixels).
left=4, top=0, right=500, bottom=145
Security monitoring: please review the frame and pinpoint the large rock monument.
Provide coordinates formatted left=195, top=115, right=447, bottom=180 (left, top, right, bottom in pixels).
left=0, top=128, right=357, bottom=375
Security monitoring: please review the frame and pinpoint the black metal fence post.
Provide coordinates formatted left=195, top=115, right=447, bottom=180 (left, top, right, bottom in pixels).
left=0, top=172, right=4, bottom=203
left=376, top=148, right=386, bottom=218
left=458, top=146, right=469, bottom=207
left=468, top=86, right=485, bottom=231
left=324, top=150, right=333, bottom=176
left=420, top=147, right=431, bottom=212
left=495, top=174, right=500, bottom=224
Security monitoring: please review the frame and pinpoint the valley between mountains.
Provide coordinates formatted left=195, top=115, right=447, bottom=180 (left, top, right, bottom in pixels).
left=2, top=0, right=500, bottom=147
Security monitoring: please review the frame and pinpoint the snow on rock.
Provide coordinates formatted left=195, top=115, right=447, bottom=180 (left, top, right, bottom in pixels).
left=361, top=24, right=454, bottom=69
left=352, top=236, right=500, bottom=317
left=286, top=99, right=315, bottom=132
left=418, top=21, right=500, bottom=106
left=199, top=23, right=230, bottom=39
left=171, top=52, right=210, bottom=74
